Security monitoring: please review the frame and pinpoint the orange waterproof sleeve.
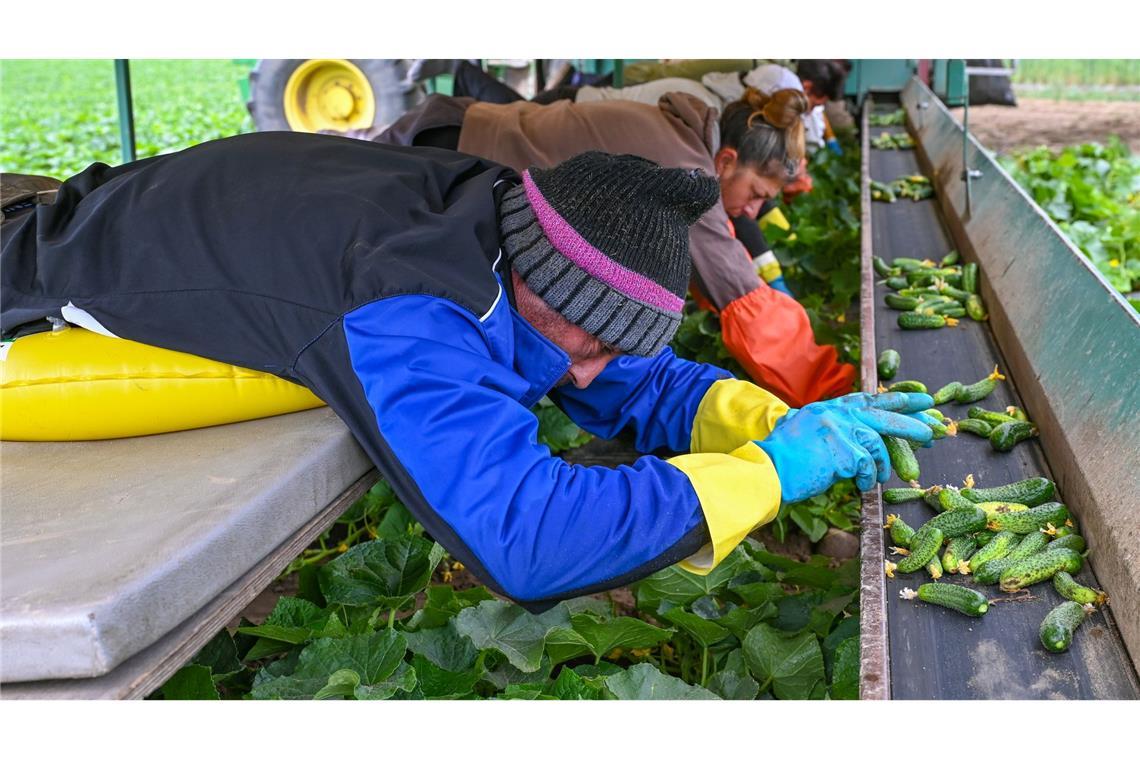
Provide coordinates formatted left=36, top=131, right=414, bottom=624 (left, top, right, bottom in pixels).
left=720, top=285, right=856, bottom=408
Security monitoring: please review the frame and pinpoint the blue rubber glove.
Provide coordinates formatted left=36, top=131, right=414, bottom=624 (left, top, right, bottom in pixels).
left=826, top=138, right=843, bottom=156
left=757, top=392, right=934, bottom=503
left=768, top=276, right=794, bottom=297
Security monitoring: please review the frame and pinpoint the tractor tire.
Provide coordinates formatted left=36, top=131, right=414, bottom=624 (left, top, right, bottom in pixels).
left=247, top=59, right=422, bottom=134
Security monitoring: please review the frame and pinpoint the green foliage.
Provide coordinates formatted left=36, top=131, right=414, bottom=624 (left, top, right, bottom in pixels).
left=532, top=397, right=593, bottom=452
left=1000, top=138, right=1139, bottom=307
left=771, top=481, right=862, bottom=543
left=1, top=59, right=253, bottom=177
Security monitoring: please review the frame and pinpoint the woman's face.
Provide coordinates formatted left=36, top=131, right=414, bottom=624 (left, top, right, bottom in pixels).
left=715, top=149, right=784, bottom=218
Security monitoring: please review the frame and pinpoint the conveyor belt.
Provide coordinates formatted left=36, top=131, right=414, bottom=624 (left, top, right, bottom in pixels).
left=867, top=109, right=1140, bottom=699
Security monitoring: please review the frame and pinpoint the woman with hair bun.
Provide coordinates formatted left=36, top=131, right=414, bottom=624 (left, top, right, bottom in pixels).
left=368, top=87, right=855, bottom=407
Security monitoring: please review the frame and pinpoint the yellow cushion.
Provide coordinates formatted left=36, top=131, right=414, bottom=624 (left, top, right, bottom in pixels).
left=0, top=327, right=324, bottom=441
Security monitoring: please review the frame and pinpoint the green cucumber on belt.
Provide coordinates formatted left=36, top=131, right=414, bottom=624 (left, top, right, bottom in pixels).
left=938, top=284, right=972, bottom=302
left=925, top=408, right=946, bottom=422
left=926, top=554, right=944, bottom=579
left=897, top=287, right=940, bottom=298
left=965, top=531, right=1020, bottom=574
left=924, top=301, right=964, bottom=316
left=895, top=526, right=944, bottom=573
left=883, top=487, right=924, bottom=504
left=974, top=501, right=1030, bottom=517
left=1005, top=406, right=1029, bottom=422
left=986, top=502, right=1069, bottom=534
left=885, top=293, right=923, bottom=311
left=901, top=583, right=988, bottom=617
left=955, top=366, right=1006, bottom=403
left=962, top=262, right=979, bottom=294
left=955, top=418, right=993, bottom=437
left=941, top=250, right=960, bottom=266
left=923, top=485, right=944, bottom=509
left=891, top=257, right=928, bottom=271
left=887, top=379, right=927, bottom=393
left=961, top=477, right=1054, bottom=507
left=921, top=506, right=987, bottom=538
left=884, top=513, right=917, bottom=548
left=1006, top=530, right=1050, bottom=560
left=998, top=547, right=1083, bottom=591
left=938, top=487, right=977, bottom=512
left=899, top=312, right=957, bottom=330
left=990, top=421, right=1037, bottom=452
left=971, top=555, right=1021, bottom=585
left=885, top=435, right=921, bottom=482
left=1045, top=534, right=1086, bottom=553
left=1051, top=523, right=1077, bottom=538
left=1040, top=601, right=1095, bottom=653
left=1053, top=572, right=1107, bottom=606
left=873, top=256, right=894, bottom=277
left=885, top=276, right=909, bottom=290
left=965, top=294, right=988, bottom=321
left=968, top=407, right=1019, bottom=426
left=942, top=535, right=978, bottom=574
left=931, top=381, right=963, bottom=405
left=877, top=349, right=901, bottom=380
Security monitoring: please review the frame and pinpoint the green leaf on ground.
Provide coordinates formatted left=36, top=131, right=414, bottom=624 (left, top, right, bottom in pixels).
left=318, top=535, right=446, bottom=608
left=830, top=637, right=860, bottom=700
left=658, top=607, right=729, bottom=648
left=707, top=669, right=761, bottom=700
left=404, top=620, right=480, bottom=672
left=250, top=629, right=409, bottom=700
left=160, top=664, right=219, bottom=700
left=605, top=663, right=720, bottom=700
left=569, top=613, right=674, bottom=660
left=455, top=600, right=571, bottom=673
left=743, top=625, right=826, bottom=700
left=410, top=654, right=481, bottom=699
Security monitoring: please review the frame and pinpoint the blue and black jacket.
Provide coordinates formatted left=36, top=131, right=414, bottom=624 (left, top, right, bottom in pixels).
left=0, top=132, right=789, bottom=610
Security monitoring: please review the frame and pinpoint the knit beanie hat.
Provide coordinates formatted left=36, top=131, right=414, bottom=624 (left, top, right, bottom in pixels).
left=499, top=151, right=720, bottom=357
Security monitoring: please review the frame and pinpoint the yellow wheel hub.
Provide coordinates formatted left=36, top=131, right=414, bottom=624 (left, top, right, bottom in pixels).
left=283, top=59, right=376, bottom=133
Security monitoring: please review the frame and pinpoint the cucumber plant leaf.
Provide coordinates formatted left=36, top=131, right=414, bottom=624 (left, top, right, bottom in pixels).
left=657, top=607, right=728, bottom=648
left=455, top=600, right=571, bottom=673
left=403, top=620, right=480, bottom=672
left=568, top=613, right=674, bottom=661
left=706, top=669, right=760, bottom=700
left=410, top=653, right=481, bottom=699
left=160, top=664, right=220, bottom=700
left=604, top=663, right=719, bottom=700
left=743, top=625, right=826, bottom=700
left=318, top=535, right=446, bottom=608
left=830, top=637, right=860, bottom=700
left=251, top=629, right=410, bottom=700
left=633, top=546, right=758, bottom=611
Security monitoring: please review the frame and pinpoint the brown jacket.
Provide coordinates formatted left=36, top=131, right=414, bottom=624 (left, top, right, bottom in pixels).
left=458, top=94, right=759, bottom=310
left=376, top=93, right=760, bottom=310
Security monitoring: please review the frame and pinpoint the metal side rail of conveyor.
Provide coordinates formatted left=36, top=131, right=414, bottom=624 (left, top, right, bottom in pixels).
left=0, top=408, right=375, bottom=699
left=857, top=81, right=1140, bottom=700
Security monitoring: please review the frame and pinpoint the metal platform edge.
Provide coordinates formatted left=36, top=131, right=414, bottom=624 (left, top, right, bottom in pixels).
left=857, top=96, right=890, bottom=700
left=900, top=76, right=1140, bottom=669
left=0, top=470, right=378, bottom=700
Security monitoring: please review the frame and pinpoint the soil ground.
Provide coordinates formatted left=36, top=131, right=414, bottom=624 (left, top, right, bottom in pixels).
left=948, top=98, right=1140, bottom=154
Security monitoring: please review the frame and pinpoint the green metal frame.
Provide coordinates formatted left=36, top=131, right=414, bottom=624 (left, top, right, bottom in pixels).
left=113, top=60, right=136, bottom=164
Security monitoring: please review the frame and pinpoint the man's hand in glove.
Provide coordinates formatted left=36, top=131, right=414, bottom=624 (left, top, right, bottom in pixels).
left=756, top=392, right=935, bottom=503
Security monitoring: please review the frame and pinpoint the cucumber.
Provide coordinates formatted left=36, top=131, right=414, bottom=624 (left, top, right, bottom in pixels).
left=931, top=382, right=963, bottom=405
left=937, top=307, right=967, bottom=319
left=885, top=293, right=923, bottom=311
left=941, top=250, right=960, bottom=266
left=1053, top=572, right=1107, bottom=606
left=998, top=548, right=1083, bottom=591
left=965, top=294, right=988, bottom=322
left=925, top=408, right=946, bottom=422
left=1040, top=601, right=1094, bottom=653
left=938, top=487, right=977, bottom=512
left=921, top=506, right=987, bottom=538
left=883, top=487, right=925, bottom=504
left=965, top=531, right=1019, bottom=574
left=961, top=477, right=1054, bottom=507
left=906, top=269, right=938, bottom=286
left=962, top=262, right=979, bottom=294
left=973, top=501, right=1030, bottom=517
left=955, top=418, right=993, bottom=437
left=942, top=535, right=978, bottom=574
left=968, top=407, right=1019, bottom=426
left=885, top=435, right=921, bottom=482
left=926, top=419, right=951, bottom=439
left=1005, top=406, right=1030, bottom=422
left=873, top=256, right=894, bottom=277
left=986, top=502, right=1069, bottom=534
left=972, top=555, right=1021, bottom=585
left=885, top=276, right=909, bottom=290
left=1006, top=530, right=1050, bottom=560
left=923, top=485, right=944, bottom=509
left=902, top=583, right=989, bottom=617
left=899, top=312, right=956, bottom=329
left=877, top=349, right=901, bottom=380
left=1045, top=534, right=1086, bottom=553
left=895, top=526, right=944, bottom=574
left=888, top=380, right=927, bottom=393
left=1051, top=524, right=1077, bottom=538
left=926, top=554, right=944, bottom=579
left=897, top=287, right=940, bottom=298
left=990, top=421, right=1038, bottom=452
left=892, top=257, right=926, bottom=271
left=884, top=513, right=917, bottom=548
left=938, top=284, right=972, bottom=302
left=955, top=366, right=1006, bottom=403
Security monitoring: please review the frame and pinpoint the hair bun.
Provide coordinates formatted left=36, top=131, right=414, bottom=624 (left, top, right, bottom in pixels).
left=742, top=87, right=809, bottom=131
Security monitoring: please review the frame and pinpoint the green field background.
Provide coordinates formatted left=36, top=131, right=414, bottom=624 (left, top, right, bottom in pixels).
left=1, top=59, right=252, bottom=177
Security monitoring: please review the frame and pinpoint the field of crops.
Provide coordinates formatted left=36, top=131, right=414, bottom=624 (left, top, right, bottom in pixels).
left=0, top=59, right=251, bottom=177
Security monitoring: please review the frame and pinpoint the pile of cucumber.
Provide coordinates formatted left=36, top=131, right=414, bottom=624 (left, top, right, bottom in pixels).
left=875, top=251, right=988, bottom=328
left=871, top=175, right=935, bottom=202
left=884, top=476, right=1107, bottom=653
left=870, top=109, right=906, bottom=126
left=871, top=131, right=915, bottom=150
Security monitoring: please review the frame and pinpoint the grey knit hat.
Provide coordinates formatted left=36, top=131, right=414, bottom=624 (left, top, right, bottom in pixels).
left=500, top=151, right=719, bottom=357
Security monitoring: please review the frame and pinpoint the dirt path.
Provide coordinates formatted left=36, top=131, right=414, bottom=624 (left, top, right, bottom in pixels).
left=949, top=98, right=1140, bottom=154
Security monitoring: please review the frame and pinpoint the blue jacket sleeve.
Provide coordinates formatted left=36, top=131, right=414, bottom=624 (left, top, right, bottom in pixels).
left=341, top=295, right=708, bottom=605
left=552, top=347, right=731, bottom=454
